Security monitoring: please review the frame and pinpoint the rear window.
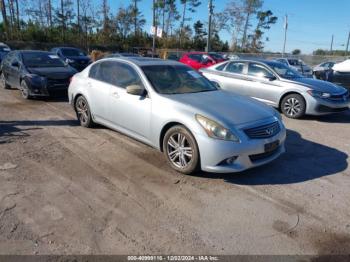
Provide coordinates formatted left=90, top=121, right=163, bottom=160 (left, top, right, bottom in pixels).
left=288, top=59, right=302, bottom=66
left=226, top=62, right=245, bottom=74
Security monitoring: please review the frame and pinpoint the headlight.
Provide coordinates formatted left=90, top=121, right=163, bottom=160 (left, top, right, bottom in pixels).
left=27, top=74, right=45, bottom=81
left=307, top=89, right=331, bottom=98
left=274, top=109, right=282, bottom=120
left=66, top=58, right=74, bottom=63
left=195, top=114, right=239, bottom=142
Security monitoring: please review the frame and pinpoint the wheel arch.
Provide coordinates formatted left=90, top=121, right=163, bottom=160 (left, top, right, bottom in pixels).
left=159, top=122, right=185, bottom=152
left=278, top=91, right=306, bottom=111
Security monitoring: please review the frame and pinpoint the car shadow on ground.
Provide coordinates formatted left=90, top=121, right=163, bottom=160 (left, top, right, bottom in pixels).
left=302, top=110, right=350, bottom=123
left=38, top=96, right=69, bottom=103
left=0, top=120, right=79, bottom=144
left=196, top=129, right=348, bottom=185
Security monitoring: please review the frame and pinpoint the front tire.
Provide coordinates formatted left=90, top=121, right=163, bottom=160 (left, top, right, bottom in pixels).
left=20, top=81, right=31, bottom=99
left=75, top=96, right=94, bottom=128
left=281, top=94, right=306, bottom=119
left=163, top=125, right=200, bottom=174
left=0, top=72, right=10, bottom=89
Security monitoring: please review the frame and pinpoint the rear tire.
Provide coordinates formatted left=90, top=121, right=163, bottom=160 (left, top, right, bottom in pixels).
left=281, top=94, right=306, bottom=119
left=75, top=96, right=94, bottom=128
left=20, top=81, right=31, bottom=99
left=163, top=125, right=200, bottom=175
left=0, top=72, right=10, bottom=89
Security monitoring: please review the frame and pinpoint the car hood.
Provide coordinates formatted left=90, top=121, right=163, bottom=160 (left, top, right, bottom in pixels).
left=284, top=77, right=346, bottom=93
left=28, top=67, right=76, bottom=78
left=165, top=90, right=276, bottom=126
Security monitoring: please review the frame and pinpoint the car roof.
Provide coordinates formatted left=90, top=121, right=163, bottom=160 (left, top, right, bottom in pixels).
left=54, top=47, right=82, bottom=50
left=15, top=50, right=54, bottom=54
left=216, top=58, right=286, bottom=67
left=101, top=57, right=184, bottom=66
left=184, top=51, right=207, bottom=55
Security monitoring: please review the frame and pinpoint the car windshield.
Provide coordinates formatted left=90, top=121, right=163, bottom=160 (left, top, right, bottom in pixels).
left=61, top=48, right=85, bottom=57
left=142, top=65, right=218, bottom=94
left=267, top=62, right=303, bottom=79
left=22, top=53, right=66, bottom=68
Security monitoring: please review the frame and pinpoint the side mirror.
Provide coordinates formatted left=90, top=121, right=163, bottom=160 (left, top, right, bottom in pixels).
left=265, top=75, right=277, bottom=81
left=11, top=61, right=19, bottom=68
left=126, top=85, right=146, bottom=96
left=210, top=81, right=221, bottom=89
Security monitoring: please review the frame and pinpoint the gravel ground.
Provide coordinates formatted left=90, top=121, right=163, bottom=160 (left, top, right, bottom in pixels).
left=0, top=87, right=349, bottom=256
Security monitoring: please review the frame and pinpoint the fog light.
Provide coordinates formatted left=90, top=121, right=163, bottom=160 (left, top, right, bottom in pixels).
left=34, top=89, right=39, bottom=93
left=226, top=156, right=238, bottom=165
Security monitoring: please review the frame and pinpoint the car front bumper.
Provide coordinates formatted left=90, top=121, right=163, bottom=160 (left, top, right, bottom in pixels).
left=26, top=79, right=70, bottom=97
left=194, top=124, right=287, bottom=173
left=305, top=95, right=350, bottom=115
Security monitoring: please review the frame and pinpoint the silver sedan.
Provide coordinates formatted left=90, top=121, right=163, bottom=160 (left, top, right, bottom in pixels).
left=68, top=57, right=286, bottom=174
left=200, top=59, right=350, bottom=119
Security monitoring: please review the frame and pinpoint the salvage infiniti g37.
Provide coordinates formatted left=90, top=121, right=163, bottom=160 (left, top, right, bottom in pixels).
left=68, top=57, right=286, bottom=174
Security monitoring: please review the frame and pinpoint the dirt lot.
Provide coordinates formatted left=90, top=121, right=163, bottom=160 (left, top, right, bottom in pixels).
left=0, top=86, right=350, bottom=256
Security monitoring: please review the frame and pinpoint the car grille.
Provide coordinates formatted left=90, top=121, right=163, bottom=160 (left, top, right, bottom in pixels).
left=249, top=147, right=280, bottom=162
left=47, top=78, right=70, bottom=89
left=244, top=121, right=280, bottom=139
left=328, top=91, right=349, bottom=102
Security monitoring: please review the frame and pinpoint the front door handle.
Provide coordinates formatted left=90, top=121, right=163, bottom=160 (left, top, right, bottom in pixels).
left=111, top=91, right=119, bottom=98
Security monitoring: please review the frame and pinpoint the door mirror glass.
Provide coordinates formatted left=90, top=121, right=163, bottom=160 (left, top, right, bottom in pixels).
left=126, top=85, right=145, bottom=96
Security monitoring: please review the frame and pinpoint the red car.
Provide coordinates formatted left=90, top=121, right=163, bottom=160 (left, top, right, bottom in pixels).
left=179, top=52, right=227, bottom=70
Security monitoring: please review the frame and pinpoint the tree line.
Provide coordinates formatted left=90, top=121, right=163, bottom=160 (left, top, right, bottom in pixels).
left=0, top=0, right=277, bottom=52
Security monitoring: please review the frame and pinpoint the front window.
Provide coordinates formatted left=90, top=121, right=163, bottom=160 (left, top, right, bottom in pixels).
left=61, top=48, right=86, bottom=57
left=142, top=65, right=218, bottom=95
left=248, top=63, right=275, bottom=78
left=267, top=62, right=302, bottom=79
left=22, top=53, right=66, bottom=68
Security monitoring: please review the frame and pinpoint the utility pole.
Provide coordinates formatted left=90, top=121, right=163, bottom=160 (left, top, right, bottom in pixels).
left=206, top=0, right=213, bottom=52
left=345, top=31, right=350, bottom=56
left=152, top=0, right=156, bottom=58
left=282, top=15, right=288, bottom=57
left=330, top=34, right=334, bottom=54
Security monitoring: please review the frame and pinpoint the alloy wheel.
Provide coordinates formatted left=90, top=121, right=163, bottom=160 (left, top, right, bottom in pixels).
left=284, top=97, right=301, bottom=117
left=0, top=73, right=6, bottom=88
left=76, top=98, right=89, bottom=124
left=167, top=132, right=193, bottom=169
